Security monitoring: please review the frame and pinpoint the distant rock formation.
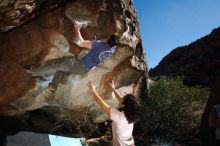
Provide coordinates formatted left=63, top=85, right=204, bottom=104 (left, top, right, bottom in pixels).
left=149, top=27, right=220, bottom=146
left=0, top=0, right=147, bottom=140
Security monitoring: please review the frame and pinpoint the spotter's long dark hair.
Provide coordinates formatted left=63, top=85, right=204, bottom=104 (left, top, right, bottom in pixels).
left=119, top=94, right=140, bottom=124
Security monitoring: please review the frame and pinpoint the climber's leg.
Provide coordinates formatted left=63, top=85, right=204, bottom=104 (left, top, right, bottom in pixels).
left=30, top=58, right=72, bottom=77
left=31, top=56, right=84, bottom=76
left=49, top=58, right=88, bottom=88
left=50, top=71, right=65, bottom=89
left=31, top=56, right=88, bottom=89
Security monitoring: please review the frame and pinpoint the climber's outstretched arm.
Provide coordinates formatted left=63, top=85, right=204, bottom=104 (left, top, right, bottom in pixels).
left=88, top=79, right=110, bottom=115
left=74, top=21, right=92, bottom=49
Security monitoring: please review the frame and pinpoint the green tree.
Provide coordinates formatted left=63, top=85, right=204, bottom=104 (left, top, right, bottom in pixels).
left=140, top=76, right=210, bottom=136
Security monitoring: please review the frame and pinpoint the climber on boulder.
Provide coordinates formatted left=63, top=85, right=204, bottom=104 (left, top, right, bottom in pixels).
left=30, top=20, right=119, bottom=89
left=88, top=79, right=140, bottom=146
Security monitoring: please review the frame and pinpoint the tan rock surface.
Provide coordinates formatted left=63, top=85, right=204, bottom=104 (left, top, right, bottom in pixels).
left=0, top=0, right=147, bottom=136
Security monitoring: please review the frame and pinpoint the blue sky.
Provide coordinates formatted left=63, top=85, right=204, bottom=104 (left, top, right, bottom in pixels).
left=133, top=0, right=220, bottom=68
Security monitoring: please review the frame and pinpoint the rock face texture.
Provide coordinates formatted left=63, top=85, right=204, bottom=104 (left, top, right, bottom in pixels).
left=0, top=0, right=72, bottom=32
left=0, top=0, right=147, bottom=140
left=149, top=27, right=220, bottom=146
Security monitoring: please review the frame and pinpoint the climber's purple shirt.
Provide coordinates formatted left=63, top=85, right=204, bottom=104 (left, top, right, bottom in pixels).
left=81, top=40, right=116, bottom=69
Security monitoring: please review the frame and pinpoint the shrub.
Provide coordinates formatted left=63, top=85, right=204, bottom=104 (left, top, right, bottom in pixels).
left=139, top=76, right=210, bottom=136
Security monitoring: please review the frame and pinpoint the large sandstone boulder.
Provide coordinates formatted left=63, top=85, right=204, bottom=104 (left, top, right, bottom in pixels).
left=0, top=0, right=147, bottom=138
left=149, top=27, right=220, bottom=146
